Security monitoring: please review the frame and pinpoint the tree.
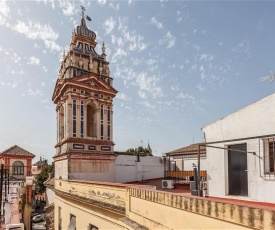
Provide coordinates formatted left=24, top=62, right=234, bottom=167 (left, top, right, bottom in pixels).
left=36, top=164, right=54, bottom=193
left=126, top=146, right=153, bottom=156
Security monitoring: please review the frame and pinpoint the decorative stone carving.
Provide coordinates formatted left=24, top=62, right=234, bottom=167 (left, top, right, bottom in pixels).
left=105, top=65, right=110, bottom=76
left=89, top=55, right=93, bottom=71
left=74, top=18, right=96, bottom=41
left=65, top=56, right=70, bottom=68
left=79, top=55, right=83, bottom=69
left=71, top=53, right=75, bottom=66
left=102, top=42, right=106, bottom=55
left=99, top=62, right=103, bottom=75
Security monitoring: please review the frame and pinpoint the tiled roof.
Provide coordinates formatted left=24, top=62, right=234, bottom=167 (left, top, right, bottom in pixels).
left=0, top=145, right=35, bottom=157
left=166, top=143, right=206, bottom=156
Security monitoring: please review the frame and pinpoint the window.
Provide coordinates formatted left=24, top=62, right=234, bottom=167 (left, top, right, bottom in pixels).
left=73, top=100, right=77, bottom=137
left=107, top=107, right=111, bottom=140
left=88, top=224, right=98, bottom=230
left=68, top=214, right=76, bottom=230
left=100, top=105, right=104, bottom=140
left=59, top=106, right=65, bottom=140
left=58, top=207, right=62, bottom=230
left=80, top=101, right=84, bottom=138
left=12, top=161, right=24, bottom=175
left=264, top=138, right=275, bottom=173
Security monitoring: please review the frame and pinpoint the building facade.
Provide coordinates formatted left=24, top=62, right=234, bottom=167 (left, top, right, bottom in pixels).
left=52, top=14, right=118, bottom=182
left=202, top=93, right=275, bottom=203
left=50, top=10, right=275, bottom=230
left=0, top=145, right=35, bottom=181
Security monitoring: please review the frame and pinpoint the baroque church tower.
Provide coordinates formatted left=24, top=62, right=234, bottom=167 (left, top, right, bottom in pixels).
left=52, top=9, right=117, bottom=181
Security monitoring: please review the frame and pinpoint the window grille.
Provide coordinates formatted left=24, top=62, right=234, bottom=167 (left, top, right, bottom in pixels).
left=263, top=137, right=275, bottom=174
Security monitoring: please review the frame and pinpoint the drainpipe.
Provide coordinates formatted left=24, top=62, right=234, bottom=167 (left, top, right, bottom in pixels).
left=0, top=164, right=3, bottom=221
left=4, top=169, right=7, bottom=201
left=198, top=144, right=201, bottom=196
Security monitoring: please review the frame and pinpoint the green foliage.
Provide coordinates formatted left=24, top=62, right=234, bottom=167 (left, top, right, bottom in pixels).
left=36, top=164, right=53, bottom=193
left=126, top=146, right=152, bottom=156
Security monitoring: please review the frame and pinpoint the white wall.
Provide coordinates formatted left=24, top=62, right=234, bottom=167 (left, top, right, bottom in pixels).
left=115, top=155, right=164, bottom=183
left=171, top=157, right=207, bottom=171
left=69, top=163, right=116, bottom=182
left=203, top=93, right=275, bottom=203
left=46, top=188, right=55, bottom=206
left=55, top=159, right=68, bottom=180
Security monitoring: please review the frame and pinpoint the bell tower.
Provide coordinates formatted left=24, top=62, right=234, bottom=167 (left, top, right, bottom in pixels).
left=52, top=7, right=118, bottom=181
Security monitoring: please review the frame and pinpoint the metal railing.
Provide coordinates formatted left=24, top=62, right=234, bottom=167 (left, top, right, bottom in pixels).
left=165, top=170, right=207, bottom=185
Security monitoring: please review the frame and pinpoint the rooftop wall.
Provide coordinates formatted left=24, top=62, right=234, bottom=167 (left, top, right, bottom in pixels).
left=55, top=179, right=275, bottom=229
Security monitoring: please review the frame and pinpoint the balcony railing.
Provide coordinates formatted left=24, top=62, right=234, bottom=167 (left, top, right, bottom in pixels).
left=166, top=170, right=207, bottom=185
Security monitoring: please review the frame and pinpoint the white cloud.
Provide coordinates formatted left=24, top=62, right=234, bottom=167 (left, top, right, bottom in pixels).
left=159, top=31, right=176, bottom=48
left=109, top=3, right=120, bottom=11
left=27, top=88, right=43, bottom=96
left=141, top=100, right=155, bottom=109
left=28, top=56, right=40, bottom=65
left=116, top=92, right=127, bottom=101
left=62, top=2, right=75, bottom=16
left=43, top=66, right=48, bottom=73
left=13, top=20, right=61, bottom=52
left=177, top=92, right=194, bottom=103
left=97, top=0, right=107, bottom=5
left=177, top=10, right=183, bottom=23
left=199, top=53, right=214, bottom=62
left=231, top=40, right=250, bottom=54
left=111, top=17, right=147, bottom=62
left=151, top=17, right=163, bottom=29
left=104, top=17, right=116, bottom=34
left=116, top=17, right=147, bottom=51
left=111, top=48, right=128, bottom=63
left=197, top=84, right=205, bottom=92
left=0, top=0, right=10, bottom=26
left=9, top=70, right=24, bottom=75
left=136, top=72, right=163, bottom=99
left=40, top=0, right=56, bottom=9
left=0, top=0, right=9, bottom=17
left=11, top=52, right=21, bottom=63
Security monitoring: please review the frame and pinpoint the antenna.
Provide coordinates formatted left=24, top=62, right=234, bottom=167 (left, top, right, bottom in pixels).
left=260, top=71, right=275, bottom=83
left=78, top=5, right=92, bottom=22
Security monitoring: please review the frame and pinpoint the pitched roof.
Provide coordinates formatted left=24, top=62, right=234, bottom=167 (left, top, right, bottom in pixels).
left=0, top=145, right=35, bottom=157
left=166, top=143, right=206, bottom=156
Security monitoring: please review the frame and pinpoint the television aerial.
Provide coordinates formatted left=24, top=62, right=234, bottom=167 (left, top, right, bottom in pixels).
left=260, top=71, right=275, bottom=83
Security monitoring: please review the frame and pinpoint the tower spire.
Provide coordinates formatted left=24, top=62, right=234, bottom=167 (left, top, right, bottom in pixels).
left=80, top=5, right=86, bottom=18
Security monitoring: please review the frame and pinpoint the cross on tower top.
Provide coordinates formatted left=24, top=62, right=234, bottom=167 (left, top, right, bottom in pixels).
left=80, top=5, right=85, bottom=18
left=79, top=5, right=91, bottom=21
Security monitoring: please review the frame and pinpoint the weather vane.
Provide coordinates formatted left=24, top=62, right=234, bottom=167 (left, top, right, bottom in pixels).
left=79, top=5, right=91, bottom=22
left=260, top=71, right=275, bottom=83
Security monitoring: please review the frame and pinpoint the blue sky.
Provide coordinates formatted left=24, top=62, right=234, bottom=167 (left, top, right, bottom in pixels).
left=0, top=0, right=274, bottom=162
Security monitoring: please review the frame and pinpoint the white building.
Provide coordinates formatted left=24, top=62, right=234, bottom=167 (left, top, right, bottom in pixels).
left=202, top=93, right=275, bottom=203
left=166, top=143, right=207, bottom=171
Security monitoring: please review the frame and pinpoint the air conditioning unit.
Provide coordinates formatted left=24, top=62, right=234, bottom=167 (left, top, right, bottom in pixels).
left=162, top=180, right=174, bottom=189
